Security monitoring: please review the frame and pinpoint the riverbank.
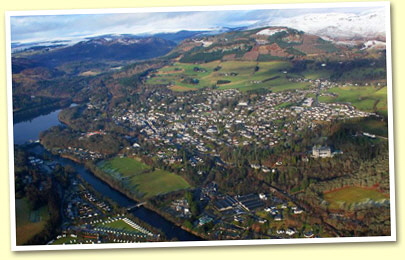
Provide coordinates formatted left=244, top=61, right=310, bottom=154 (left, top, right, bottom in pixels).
left=83, top=161, right=206, bottom=241
left=13, top=99, right=72, bottom=124
left=28, top=143, right=202, bottom=241
left=46, top=148, right=205, bottom=241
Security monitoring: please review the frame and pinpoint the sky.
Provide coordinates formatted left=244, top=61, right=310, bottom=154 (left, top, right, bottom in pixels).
left=9, top=5, right=384, bottom=44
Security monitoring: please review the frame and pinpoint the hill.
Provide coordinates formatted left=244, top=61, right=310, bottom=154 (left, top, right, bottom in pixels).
left=25, top=36, right=176, bottom=67
left=11, top=27, right=387, bottom=120
left=166, top=27, right=351, bottom=63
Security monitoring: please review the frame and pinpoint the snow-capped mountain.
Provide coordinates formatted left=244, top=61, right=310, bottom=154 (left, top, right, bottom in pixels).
left=266, top=9, right=386, bottom=41
left=361, top=40, right=386, bottom=50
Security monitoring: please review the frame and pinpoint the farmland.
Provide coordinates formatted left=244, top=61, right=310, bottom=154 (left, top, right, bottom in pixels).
left=146, top=60, right=311, bottom=92
left=98, top=157, right=190, bottom=199
left=15, top=198, right=50, bottom=245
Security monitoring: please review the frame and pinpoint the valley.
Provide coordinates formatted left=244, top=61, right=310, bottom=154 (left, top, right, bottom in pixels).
left=11, top=13, right=392, bottom=245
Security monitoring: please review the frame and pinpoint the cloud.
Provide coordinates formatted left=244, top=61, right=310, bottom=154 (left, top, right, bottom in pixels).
left=9, top=6, right=384, bottom=43
left=11, top=12, right=226, bottom=42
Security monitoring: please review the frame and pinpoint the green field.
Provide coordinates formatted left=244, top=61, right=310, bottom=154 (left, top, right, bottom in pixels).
left=146, top=60, right=310, bottom=92
left=95, top=219, right=147, bottom=235
left=324, top=186, right=388, bottom=210
left=51, top=236, right=78, bottom=245
left=98, top=157, right=190, bottom=199
left=340, top=117, right=389, bottom=138
left=99, top=219, right=135, bottom=231
left=319, top=86, right=387, bottom=115
left=15, top=198, right=50, bottom=245
left=99, top=157, right=150, bottom=176
left=300, top=70, right=333, bottom=80
left=130, top=169, right=190, bottom=198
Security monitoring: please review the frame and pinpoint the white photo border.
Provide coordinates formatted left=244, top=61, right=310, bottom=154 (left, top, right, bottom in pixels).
left=6, top=1, right=396, bottom=252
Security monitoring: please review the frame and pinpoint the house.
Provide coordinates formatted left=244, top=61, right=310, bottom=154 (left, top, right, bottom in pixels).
left=304, top=231, right=315, bottom=238
left=302, top=98, right=314, bottom=107
left=259, top=193, right=267, bottom=200
left=198, top=216, right=213, bottom=226
left=250, top=164, right=261, bottom=170
left=236, top=194, right=264, bottom=212
left=293, top=208, right=304, bottom=214
left=261, top=167, right=271, bottom=173
left=312, top=145, right=332, bottom=158
left=214, top=196, right=238, bottom=211
left=286, top=228, right=296, bottom=236
left=276, top=229, right=285, bottom=234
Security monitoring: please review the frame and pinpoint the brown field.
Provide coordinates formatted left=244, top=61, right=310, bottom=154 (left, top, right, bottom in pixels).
left=79, top=70, right=100, bottom=76
left=324, top=186, right=389, bottom=210
left=15, top=199, right=50, bottom=245
left=242, top=50, right=260, bottom=61
left=157, top=69, right=184, bottom=75
left=168, top=85, right=197, bottom=92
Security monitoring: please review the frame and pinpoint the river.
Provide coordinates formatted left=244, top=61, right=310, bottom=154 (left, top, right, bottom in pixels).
left=13, top=107, right=201, bottom=241
left=13, top=108, right=64, bottom=145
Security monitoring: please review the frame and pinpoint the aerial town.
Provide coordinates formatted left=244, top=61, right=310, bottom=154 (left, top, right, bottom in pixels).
left=11, top=5, right=392, bottom=247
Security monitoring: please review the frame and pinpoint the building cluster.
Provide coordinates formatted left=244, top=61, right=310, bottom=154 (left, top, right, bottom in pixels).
left=177, top=182, right=309, bottom=240
left=54, top=146, right=104, bottom=161
left=110, top=83, right=374, bottom=167
left=169, top=199, right=192, bottom=218
left=51, top=215, right=158, bottom=245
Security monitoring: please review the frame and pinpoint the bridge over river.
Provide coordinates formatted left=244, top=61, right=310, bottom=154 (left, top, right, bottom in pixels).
left=127, top=202, right=147, bottom=211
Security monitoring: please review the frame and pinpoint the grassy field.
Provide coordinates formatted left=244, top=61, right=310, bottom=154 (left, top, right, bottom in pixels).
left=341, top=117, right=389, bottom=137
left=324, top=186, right=389, bottom=210
left=300, top=70, right=332, bottom=80
left=131, top=169, right=190, bottom=198
left=51, top=236, right=77, bottom=245
left=146, top=60, right=310, bottom=92
left=357, top=118, right=388, bottom=137
left=169, top=85, right=198, bottom=92
left=98, top=157, right=190, bottom=199
left=96, top=219, right=146, bottom=234
left=99, top=219, right=135, bottom=231
left=99, top=157, right=151, bottom=176
left=15, top=198, right=50, bottom=245
left=319, top=86, right=387, bottom=115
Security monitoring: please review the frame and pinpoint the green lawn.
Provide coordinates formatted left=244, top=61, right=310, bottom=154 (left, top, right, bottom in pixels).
left=324, top=186, right=389, bottom=210
left=96, top=219, right=145, bottom=234
left=274, top=101, right=294, bottom=109
left=101, top=219, right=134, bottom=231
left=15, top=198, right=50, bottom=245
left=51, top=236, right=77, bottom=245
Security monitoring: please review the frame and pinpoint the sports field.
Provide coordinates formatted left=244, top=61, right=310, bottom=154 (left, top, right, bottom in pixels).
left=15, top=198, right=50, bottom=245
left=324, top=186, right=389, bottom=210
left=98, top=157, right=190, bottom=199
